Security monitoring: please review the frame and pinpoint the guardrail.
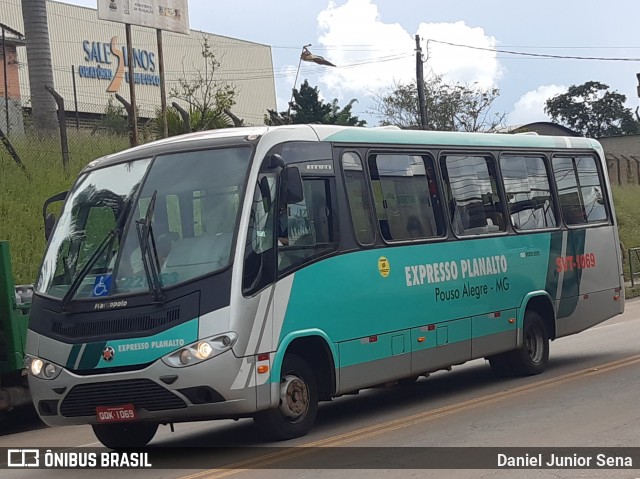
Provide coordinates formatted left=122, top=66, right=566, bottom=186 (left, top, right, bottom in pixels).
left=629, top=247, right=640, bottom=287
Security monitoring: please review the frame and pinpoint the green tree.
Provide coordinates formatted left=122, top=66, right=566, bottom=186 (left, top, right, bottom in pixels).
left=163, top=37, right=238, bottom=136
left=265, top=80, right=366, bottom=126
left=544, top=81, right=640, bottom=138
left=372, top=75, right=506, bottom=132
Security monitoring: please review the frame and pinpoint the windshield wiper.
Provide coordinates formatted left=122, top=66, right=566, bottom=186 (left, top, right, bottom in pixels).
left=61, top=229, right=118, bottom=310
left=135, top=190, right=164, bottom=303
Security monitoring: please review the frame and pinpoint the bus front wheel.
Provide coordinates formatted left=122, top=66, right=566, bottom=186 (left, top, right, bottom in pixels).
left=253, top=354, right=318, bottom=441
left=92, top=422, right=158, bottom=449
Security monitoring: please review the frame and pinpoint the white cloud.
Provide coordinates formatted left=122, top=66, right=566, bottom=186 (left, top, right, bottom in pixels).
left=312, top=0, right=502, bottom=104
left=508, top=85, right=567, bottom=126
left=417, top=21, right=501, bottom=89
left=316, top=0, right=414, bottom=95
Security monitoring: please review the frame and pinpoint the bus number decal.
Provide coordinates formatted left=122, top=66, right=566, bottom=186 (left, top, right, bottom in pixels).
left=556, top=253, right=597, bottom=273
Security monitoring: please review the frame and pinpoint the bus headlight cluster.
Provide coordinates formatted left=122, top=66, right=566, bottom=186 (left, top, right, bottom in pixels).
left=162, top=332, right=238, bottom=368
left=24, top=355, right=62, bottom=380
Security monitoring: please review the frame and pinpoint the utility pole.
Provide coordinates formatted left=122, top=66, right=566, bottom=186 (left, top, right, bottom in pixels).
left=415, top=35, right=427, bottom=130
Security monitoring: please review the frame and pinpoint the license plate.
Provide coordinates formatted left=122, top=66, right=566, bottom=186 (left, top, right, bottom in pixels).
left=96, top=404, right=137, bottom=423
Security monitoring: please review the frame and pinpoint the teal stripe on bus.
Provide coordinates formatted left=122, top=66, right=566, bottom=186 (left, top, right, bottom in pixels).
left=323, top=128, right=596, bottom=150
left=279, top=233, right=553, bottom=367
left=73, top=319, right=199, bottom=370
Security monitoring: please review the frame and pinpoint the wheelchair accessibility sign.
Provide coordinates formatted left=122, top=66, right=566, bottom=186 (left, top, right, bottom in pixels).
left=92, top=275, right=112, bottom=297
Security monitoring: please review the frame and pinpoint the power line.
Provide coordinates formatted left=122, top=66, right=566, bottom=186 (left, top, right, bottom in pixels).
left=427, top=39, right=640, bottom=62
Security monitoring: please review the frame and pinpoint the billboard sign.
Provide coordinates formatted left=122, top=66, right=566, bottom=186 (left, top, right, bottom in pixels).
left=97, top=0, right=190, bottom=35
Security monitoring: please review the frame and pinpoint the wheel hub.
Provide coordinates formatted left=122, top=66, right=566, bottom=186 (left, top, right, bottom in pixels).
left=279, top=374, right=309, bottom=420
left=526, top=329, right=543, bottom=363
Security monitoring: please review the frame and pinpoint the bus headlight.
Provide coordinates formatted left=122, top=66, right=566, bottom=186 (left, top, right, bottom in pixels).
left=24, top=355, right=62, bottom=380
left=162, top=332, right=238, bottom=368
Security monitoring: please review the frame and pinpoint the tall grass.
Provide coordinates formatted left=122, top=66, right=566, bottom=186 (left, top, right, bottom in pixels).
left=0, top=132, right=129, bottom=283
left=612, top=185, right=640, bottom=282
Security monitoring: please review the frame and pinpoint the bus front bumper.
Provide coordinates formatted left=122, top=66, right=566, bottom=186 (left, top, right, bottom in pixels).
left=27, top=350, right=267, bottom=427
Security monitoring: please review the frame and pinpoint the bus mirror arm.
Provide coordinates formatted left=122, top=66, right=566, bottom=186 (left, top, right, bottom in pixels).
left=42, top=191, right=68, bottom=241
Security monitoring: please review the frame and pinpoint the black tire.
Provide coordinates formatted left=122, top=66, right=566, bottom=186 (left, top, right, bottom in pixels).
left=488, top=352, right=515, bottom=377
left=488, top=311, right=549, bottom=377
left=253, top=354, right=318, bottom=441
left=511, top=311, right=549, bottom=376
left=92, top=422, right=158, bottom=449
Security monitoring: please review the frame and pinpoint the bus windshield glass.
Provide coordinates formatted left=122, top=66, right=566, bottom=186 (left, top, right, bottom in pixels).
left=37, top=146, right=252, bottom=300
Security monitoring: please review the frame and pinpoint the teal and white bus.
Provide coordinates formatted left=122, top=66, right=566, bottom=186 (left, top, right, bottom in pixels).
left=26, top=125, right=624, bottom=448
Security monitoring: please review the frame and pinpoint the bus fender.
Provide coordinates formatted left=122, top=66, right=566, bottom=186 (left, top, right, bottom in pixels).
left=516, top=291, right=556, bottom=348
left=269, top=329, right=338, bottom=408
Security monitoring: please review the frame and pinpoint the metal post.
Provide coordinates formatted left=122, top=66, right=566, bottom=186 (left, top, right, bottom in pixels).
left=415, top=35, right=427, bottom=130
left=286, top=44, right=310, bottom=124
left=125, top=24, right=139, bottom=146
left=157, top=29, right=168, bottom=138
left=71, top=65, right=79, bottom=130
left=115, top=93, right=136, bottom=148
left=44, top=85, right=69, bottom=171
left=172, top=101, right=191, bottom=133
left=2, top=27, right=9, bottom=134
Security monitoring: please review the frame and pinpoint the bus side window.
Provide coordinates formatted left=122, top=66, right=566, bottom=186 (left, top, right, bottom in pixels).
left=552, top=155, right=608, bottom=225
left=500, top=155, right=557, bottom=230
left=367, top=153, right=445, bottom=241
left=441, top=154, right=506, bottom=235
left=277, top=178, right=338, bottom=273
left=242, top=174, right=277, bottom=296
left=341, top=152, right=375, bottom=245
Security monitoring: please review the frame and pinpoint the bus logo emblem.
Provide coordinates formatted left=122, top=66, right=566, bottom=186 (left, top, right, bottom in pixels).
left=378, top=257, right=390, bottom=278
left=102, top=346, right=115, bottom=362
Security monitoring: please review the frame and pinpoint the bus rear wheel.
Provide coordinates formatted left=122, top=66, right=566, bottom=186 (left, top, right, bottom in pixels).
left=92, top=422, right=158, bottom=449
left=253, top=354, right=318, bottom=441
left=489, top=310, right=549, bottom=377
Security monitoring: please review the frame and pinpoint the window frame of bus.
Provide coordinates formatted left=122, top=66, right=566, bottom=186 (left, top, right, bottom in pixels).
left=366, top=150, right=447, bottom=244
left=498, top=152, right=561, bottom=234
left=439, top=151, right=509, bottom=238
left=340, top=150, right=377, bottom=246
left=276, top=176, right=340, bottom=276
left=551, top=153, right=611, bottom=228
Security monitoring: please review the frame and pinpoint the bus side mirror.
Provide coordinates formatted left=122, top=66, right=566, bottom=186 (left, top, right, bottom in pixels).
left=283, top=166, right=303, bottom=204
left=42, top=191, right=68, bottom=241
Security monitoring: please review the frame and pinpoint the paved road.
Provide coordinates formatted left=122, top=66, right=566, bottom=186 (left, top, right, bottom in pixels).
left=2, top=299, right=639, bottom=478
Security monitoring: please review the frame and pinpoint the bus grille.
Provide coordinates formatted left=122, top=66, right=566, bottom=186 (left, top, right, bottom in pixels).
left=60, top=379, right=187, bottom=417
left=51, top=307, right=180, bottom=340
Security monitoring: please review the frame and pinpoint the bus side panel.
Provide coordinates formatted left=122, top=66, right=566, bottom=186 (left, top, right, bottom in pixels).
left=471, top=309, right=518, bottom=358
left=276, top=233, right=553, bottom=392
left=410, top=318, right=471, bottom=376
left=555, top=225, right=622, bottom=337
left=338, top=331, right=411, bottom=392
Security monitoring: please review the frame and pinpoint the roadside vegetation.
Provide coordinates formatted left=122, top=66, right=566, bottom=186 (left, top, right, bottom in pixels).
left=0, top=132, right=129, bottom=284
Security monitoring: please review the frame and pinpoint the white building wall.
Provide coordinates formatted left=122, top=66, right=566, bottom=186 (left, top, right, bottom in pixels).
left=2, top=0, right=276, bottom=125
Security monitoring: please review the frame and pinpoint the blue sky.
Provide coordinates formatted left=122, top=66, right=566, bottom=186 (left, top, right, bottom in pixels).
left=56, top=0, right=640, bottom=126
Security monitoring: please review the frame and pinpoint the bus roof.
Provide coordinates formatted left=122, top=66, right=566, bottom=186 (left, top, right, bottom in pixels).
left=307, top=124, right=602, bottom=151
left=85, top=124, right=603, bottom=172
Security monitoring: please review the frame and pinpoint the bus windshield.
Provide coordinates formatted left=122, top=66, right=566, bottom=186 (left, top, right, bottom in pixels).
left=37, top=146, right=252, bottom=300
